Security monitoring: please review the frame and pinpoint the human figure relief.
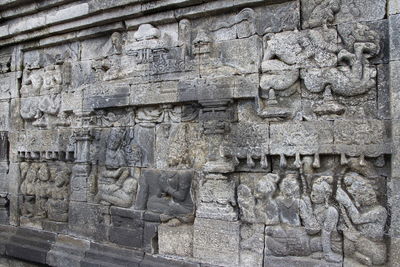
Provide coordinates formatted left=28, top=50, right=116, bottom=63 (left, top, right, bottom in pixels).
left=135, top=169, right=194, bottom=219
left=265, top=170, right=342, bottom=263
left=302, top=175, right=342, bottom=263
left=94, top=128, right=139, bottom=208
left=237, top=173, right=279, bottom=225
left=47, top=166, right=71, bottom=222
left=265, top=171, right=313, bottom=257
left=336, top=172, right=387, bottom=266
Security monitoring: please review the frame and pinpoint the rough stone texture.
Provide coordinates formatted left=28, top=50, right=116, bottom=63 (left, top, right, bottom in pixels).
left=193, top=218, right=240, bottom=266
left=0, top=0, right=397, bottom=266
left=390, top=0, right=400, bottom=15
left=158, top=223, right=193, bottom=257
left=390, top=14, right=400, bottom=61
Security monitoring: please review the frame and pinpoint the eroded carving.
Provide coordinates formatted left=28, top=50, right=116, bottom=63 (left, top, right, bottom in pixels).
left=135, top=169, right=194, bottom=220
left=257, top=27, right=337, bottom=118
left=301, top=23, right=380, bottom=117
left=336, top=172, right=387, bottom=266
left=94, top=128, right=139, bottom=208
left=20, top=162, right=71, bottom=223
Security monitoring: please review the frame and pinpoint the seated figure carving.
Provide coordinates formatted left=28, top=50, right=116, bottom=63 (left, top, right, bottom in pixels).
left=135, top=169, right=194, bottom=218
left=95, top=128, right=138, bottom=208
left=265, top=171, right=342, bottom=263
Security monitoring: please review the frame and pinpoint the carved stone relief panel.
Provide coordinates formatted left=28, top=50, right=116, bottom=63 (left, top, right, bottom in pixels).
left=19, top=162, right=71, bottom=227
left=0, top=0, right=395, bottom=266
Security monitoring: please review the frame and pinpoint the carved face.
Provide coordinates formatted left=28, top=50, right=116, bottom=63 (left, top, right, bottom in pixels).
left=254, top=177, right=276, bottom=199
left=344, top=173, right=377, bottom=207
left=37, top=164, right=49, bottom=182
left=311, top=181, right=330, bottom=204
left=280, top=174, right=300, bottom=198
left=167, top=174, right=179, bottom=190
left=107, top=129, right=124, bottom=151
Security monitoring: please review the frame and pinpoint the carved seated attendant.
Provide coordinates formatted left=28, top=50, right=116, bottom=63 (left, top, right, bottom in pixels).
left=266, top=172, right=313, bottom=257
left=336, top=172, right=387, bottom=266
left=96, top=167, right=138, bottom=208
left=95, top=128, right=139, bottom=208
left=135, top=169, right=194, bottom=217
left=303, top=175, right=342, bottom=263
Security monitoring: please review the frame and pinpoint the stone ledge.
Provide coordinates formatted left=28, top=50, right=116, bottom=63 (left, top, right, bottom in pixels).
left=0, top=0, right=293, bottom=48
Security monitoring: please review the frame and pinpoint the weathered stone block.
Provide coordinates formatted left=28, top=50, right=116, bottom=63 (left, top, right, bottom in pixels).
left=0, top=196, right=9, bottom=225
left=68, top=202, right=109, bottom=241
left=193, top=218, right=240, bottom=266
left=240, top=223, right=265, bottom=267
left=6, top=228, right=56, bottom=264
left=47, top=234, right=90, bottom=267
left=70, top=164, right=90, bottom=202
left=391, top=61, right=400, bottom=120
left=81, top=242, right=143, bottom=267
left=143, top=221, right=159, bottom=254
left=46, top=3, right=89, bottom=25
left=270, top=121, right=334, bottom=155
left=390, top=14, right=400, bottom=61
left=197, top=176, right=237, bottom=221
left=109, top=207, right=144, bottom=248
left=389, top=0, right=400, bottom=15
left=158, top=223, right=193, bottom=257
left=377, top=64, right=391, bottom=120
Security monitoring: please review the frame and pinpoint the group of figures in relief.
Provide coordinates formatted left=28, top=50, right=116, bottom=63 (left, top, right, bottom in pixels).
left=20, top=162, right=70, bottom=223
left=238, top=160, right=387, bottom=266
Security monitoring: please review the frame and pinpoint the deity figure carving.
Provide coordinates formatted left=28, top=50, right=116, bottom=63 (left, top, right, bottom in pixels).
left=302, top=0, right=341, bottom=28
left=302, top=0, right=362, bottom=29
left=302, top=175, right=342, bottom=263
left=336, top=172, right=387, bottom=266
left=20, top=94, right=62, bottom=128
left=211, top=8, right=256, bottom=39
left=135, top=169, right=194, bottom=219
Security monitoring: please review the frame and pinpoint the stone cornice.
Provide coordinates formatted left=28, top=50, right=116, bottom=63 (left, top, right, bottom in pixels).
left=0, top=0, right=291, bottom=49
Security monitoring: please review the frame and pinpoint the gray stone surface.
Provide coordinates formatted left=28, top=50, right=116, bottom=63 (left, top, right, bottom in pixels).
left=193, top=218, right=240, bottom=266
left=389, top=0, right=400, bottom=15
left=390, top=14, right=400, bottom=61
left=0, top=0, right=396, bottom=266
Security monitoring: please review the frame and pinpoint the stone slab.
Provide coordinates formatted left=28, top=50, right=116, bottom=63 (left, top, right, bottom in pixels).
left=193, top=218, right=240, bottom=266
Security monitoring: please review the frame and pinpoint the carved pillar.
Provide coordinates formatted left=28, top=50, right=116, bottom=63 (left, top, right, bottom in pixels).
left=70, top=129, right=93, bottom=202
left=193, top=98, right=240, bottom=266
left=200, top=99, right=235, bottom=173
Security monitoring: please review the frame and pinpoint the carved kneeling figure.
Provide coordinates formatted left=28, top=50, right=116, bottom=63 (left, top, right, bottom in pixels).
left=336, top=172, right=387, bottom=266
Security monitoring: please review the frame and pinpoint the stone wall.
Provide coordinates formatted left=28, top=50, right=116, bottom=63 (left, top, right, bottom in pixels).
left=0, top=0, right=398, bottom=266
